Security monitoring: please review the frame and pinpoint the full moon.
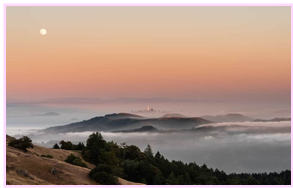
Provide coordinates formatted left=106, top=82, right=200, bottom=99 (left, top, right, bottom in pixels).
left=40, top=29, right=47, bottom=35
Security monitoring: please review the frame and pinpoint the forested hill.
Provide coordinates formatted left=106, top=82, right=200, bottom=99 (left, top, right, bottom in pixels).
left=44, top=113, right=212, bottom=133
left=7, top=133, right=291, bottom=185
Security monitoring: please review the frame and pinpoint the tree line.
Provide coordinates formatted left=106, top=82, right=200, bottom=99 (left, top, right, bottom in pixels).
left=8, top=135, right=291, bottom=185
left=53, top=141, right=85, bottom=150
left=75, top=132, right=291, bottom=185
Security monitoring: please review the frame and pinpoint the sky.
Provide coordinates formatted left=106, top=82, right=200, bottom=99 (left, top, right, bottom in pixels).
left=6, top=6, right=291, bottom=103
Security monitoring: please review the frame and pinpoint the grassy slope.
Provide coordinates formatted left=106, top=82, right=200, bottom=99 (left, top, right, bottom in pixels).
left=6, top=135, right=143, bottom=185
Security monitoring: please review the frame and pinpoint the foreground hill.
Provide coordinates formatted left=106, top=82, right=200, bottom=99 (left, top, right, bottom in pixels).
left=200, top=113, right=254, bottom=123
left=6, top=135, right=143, bottom=185
left=44, top=113, right=212, bottom=133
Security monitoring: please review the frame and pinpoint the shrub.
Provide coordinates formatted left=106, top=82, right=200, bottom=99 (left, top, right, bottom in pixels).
left=8, top=136, right=33, bottom=152
left=89, top=164, right=119, bottom=185
left=72, top=158, right=87, bottom=168
left=41, top=154, right=53, bottom=158
left=65, top=154, right=87, bottom=168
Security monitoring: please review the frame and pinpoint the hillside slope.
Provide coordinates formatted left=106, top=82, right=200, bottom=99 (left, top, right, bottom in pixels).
left=6, top=135, right=143, bottom=185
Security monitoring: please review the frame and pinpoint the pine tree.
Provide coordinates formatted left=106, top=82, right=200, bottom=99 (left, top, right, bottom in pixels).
left=144, top=144, right=153, bottom=158
left=155, top=151, right=161, bottom=161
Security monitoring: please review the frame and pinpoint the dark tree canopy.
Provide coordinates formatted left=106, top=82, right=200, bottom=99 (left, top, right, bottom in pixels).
left=59, top=140, right=73, bottom=150
left=89, top=164, right=119, bottom=185
left=82, top=132, right=108, bottom=164
left=64, top=154, right=87, bottom=168
left=8, top=136, right=33, bottom=152
left=81, top=132, right=291, bottom=185
left=53, top=143, right=60, bottom=149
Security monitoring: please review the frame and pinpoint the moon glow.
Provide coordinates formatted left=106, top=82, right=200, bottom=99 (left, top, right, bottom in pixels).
left=40, top=29, right=47, bottom=35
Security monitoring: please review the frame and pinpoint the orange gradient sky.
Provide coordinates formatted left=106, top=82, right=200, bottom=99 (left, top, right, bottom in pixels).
left=6, top=6, right=291, bottom=102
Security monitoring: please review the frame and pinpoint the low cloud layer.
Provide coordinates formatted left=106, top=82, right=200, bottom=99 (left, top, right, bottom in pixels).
left=25, top=121, right=291, bottom=174
left=198, top=120, right=291, bottom=128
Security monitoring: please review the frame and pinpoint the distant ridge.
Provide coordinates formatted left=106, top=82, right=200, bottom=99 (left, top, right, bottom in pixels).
left=32, top=112, right=60, bottom=116
left=200, top=113, right=254, bottom=123
left=105, top=113, right=145, bottom=120
left=44, top=113, right=212, bottom=133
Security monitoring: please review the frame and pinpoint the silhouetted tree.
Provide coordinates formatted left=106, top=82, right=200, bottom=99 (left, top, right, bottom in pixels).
left=144, top=144, right=153, bottom=158
left=53, top=143, right=60, bottom=149
left=59, top=140, right=73, bottom=150
left=8, top=136, right=33, bottom=152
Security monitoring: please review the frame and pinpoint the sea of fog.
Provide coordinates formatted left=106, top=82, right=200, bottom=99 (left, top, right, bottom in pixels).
left=6, top=114, right=99, bottom=135
left=11, top=121, right=291, bottom=174
left=6, top=103, right=291, bottom=174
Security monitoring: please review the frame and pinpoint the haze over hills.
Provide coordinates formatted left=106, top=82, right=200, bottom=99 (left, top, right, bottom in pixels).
left=111, top=122, right=291, bottom=135
left=253, top=117, right=291, bottom=122
left=200, top=113, right=254, bottom=123
left=43, top=113, right=212, bottom=133
left=32, top=112, right=60, bottom=117
left=7, top=112, right=60, bottom=117
left=7, top=97, right=213, bottom=105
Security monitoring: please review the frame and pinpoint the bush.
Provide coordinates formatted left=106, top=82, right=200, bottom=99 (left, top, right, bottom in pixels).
left=8, top=136, right=33, bottom=152
left=65, top=154, right=87, bottom=168
left=89, top=164, right=119, bottom=185
left=41, top=154, right=53, bottom=158
left=72, top=158, right=87, bottom=167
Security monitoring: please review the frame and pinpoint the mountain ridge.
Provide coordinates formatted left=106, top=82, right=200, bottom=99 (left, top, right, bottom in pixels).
left=43, top=113, right=212, bottom=133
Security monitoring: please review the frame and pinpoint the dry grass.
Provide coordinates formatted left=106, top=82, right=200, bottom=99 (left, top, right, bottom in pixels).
left=6, top=135, right=144, bottom=185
